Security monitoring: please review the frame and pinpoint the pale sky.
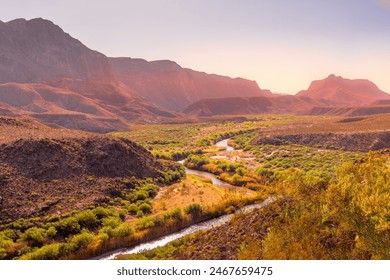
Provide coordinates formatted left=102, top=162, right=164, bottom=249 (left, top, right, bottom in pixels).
left=1, top=0, right=390, bottom=94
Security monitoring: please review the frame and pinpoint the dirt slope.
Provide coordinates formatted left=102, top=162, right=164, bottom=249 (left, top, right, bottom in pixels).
left=0, top=117, right=164, bottom=220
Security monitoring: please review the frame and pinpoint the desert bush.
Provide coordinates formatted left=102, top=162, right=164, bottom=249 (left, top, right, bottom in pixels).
left=92, top=207, right=113, bottom=220
left=127, top=204, right=139, bottom=215
left=139, top=203, right=152, bottom=214
left=19, top=243, right=63, bottom=260
left=185, top=204, right=204, bottom=219
left=75, top=210, right=99, bottom=229
left=19, top=227, right=48, bottom=246
left=70, top=231, right=95, bottom=249
left=55, top=217, right=81, bottom=237
left=102, top=217, right=121, bottom=229
left=0, top=232, right=14, bottom=259
left=112, top=223, right=134, bottom=238
left=162, top=208, right=183, bottom=220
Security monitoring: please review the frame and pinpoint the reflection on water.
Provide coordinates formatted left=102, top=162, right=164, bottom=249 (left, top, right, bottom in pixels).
left=178, top=162, right=229, bottom=186
left=178, top=138, right=234, bottom=186
left=96, top=197, right=273, bottom=260
left=215, top=138, right=234, bottom=152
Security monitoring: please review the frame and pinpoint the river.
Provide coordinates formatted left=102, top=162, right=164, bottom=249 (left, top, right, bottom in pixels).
left=178, top=165, right=228, bottom=186
left=96, top=197, right=273, bottom=260
left=95, top=138, right=269, bottom=260
left=215, top=138, right=234, bottom=152
left=177, top=138, right=234, bottom=186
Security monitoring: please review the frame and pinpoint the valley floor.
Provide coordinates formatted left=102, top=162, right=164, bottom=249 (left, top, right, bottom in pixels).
left=1, top=114, right=389, bottom=260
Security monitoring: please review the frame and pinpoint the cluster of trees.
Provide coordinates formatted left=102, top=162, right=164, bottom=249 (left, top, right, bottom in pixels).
left=0, top=206, right=134, bottom=260
left=263, top=153, right=390, bottom=259
left=0, top=178, right=166, bottom=260
left=117, top=153, right=389, bottom=260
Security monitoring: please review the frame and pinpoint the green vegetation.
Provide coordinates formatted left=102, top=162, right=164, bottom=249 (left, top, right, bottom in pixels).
left=263, top=152, right=390, bottom=259
left=118, top=152, right=390, bottom=260
left=112, top=116, right=297, bottom=160
left=0, top=177, right=170, bottom=260
left=232, top=130, right=363, bottom=176
left=2, top=114, right=388, bottom=260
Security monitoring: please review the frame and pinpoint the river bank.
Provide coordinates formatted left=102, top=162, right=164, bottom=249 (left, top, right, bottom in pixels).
left=92, top=138, right=267, bottom=260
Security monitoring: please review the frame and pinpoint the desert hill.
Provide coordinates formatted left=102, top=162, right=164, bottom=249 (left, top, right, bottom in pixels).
left=251, top=113, right=390, bottom=152
left=0, top=116, right=166, bottom=220
left=306, top=105, right=390, bottom=117
left=182, top=95, right=324, bottom=116
left=111, top=57, right=273, bottom=111
left=183, top=75, right=390, bottom=117
left=1, top=18, right=390, bottom=125
left=0, top=18, right=275, bottom=130
left=0, top=18, right=178, bottom=131
left=0, top=18, right=114, bottom=84
left=296, top=74, right=390, bottom=106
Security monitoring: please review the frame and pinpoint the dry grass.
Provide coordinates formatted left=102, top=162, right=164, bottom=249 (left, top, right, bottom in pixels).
left=152, top=176, right=256, bottom=215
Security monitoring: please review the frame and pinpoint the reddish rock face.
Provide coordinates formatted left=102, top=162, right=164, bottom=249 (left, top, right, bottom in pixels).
left=0, top=17, right=276, bottom=130
left=2, top=18, right=390, bottom=126
left=110, top=57, right=273, bottom=111
left=0, top=18, right=114, bottom=83
left=296, top=74, right=390, bottom=106
left=0, top=18, right=178, bottom=131
left=182, top=95, right=323, bottom=116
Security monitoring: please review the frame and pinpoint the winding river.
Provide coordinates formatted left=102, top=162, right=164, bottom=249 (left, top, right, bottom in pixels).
left=95, top=139, right=270, bottom=260
left=178, top=138, right=234, bottom=186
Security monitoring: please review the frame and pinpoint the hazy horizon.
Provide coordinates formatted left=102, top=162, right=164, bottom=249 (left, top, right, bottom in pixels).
left=1, top=0, right=390, bottom=94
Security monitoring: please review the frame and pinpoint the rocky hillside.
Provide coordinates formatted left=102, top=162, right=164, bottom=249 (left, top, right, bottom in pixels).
left=306, top=105, right=390, bottom=117
left=0, top=18, right=114, bottom=83
left=297, top=74, right=390, bottom=106
left=111, top=57, right=273, bottom=111
left=182, top=95, right=323, bottom=116
left=254, top=131, right=390, bottom=152
left=0, top=18, right=177, bottom=131
left=0, top=117, right=164, bottom=220
left=0, top=18, right=275, bottom=130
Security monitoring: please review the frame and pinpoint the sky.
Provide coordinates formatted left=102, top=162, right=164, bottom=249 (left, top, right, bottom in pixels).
left=1, top=0, right=390, bottom=94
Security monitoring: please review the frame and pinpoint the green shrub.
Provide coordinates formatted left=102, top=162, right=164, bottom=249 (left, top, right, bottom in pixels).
left=92, top=207, right=112, bottom=220
left=99, top=226, right=114, bottom=237
left=0, top=232, right=14, bottom=259
left=102, top=217, right=121, bottom=229
left=19, top=243, right=62, bottom=260
left=127, top=204, right=139, bottom=215
left=163, top=208, right=183, bottom=220
left=136, top=217, right=156, bottom=230
left=118, top=209, right=127, bottom=221
left=185, top=204, right=204, bottom=219
left=19, top=227, right=47, bottom=246
left=139, top=203, right=152, bottom=214
left=75, top=210, right=99, bottom=229
left=55, top=217, right=81, bottom=237
left=112, top=223, right=134, bottom=238
left=46, top=226, right=57, bottom=238
left=71, top=231, right=95, bottom=249
left=136, top=210, right=144, bottom=218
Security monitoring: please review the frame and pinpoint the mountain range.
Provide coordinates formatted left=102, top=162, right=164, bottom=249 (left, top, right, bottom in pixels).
left=1, top=18, right=389, bottom=131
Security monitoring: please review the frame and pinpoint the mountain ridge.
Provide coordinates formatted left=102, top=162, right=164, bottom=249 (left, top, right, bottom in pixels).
left=1, top=18, right=390, bottom=127
left=296, top=74, right=390, bottom=106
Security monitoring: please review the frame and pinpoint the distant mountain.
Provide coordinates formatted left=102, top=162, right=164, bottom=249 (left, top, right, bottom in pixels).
left=110, top=57, right=273, bottom=111
left=0, top=18, right=177, bottom=131
left=0, top=18, right=114, bottom=83
left=2, top=18, right=390, bottom=126
left=182, top=95, right=321, bottom=116
left=0, top=18, right=276, bottom=130
left=296, top=74, right=390, bottom=106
